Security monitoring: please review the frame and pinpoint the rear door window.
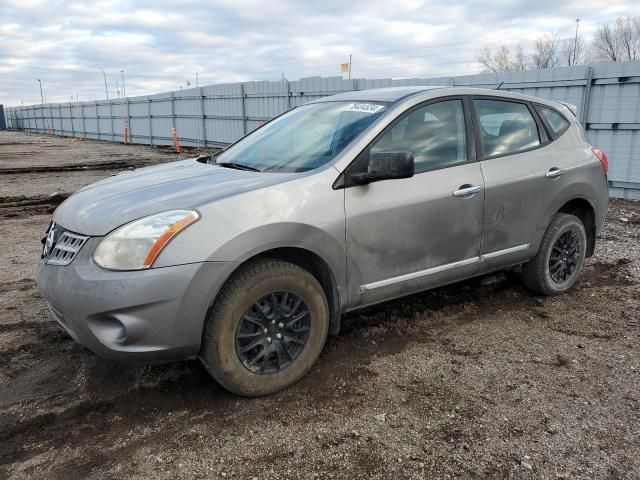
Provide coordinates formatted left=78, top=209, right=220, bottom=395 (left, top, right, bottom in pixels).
left=473, top=99, right=540, bottom=158
left=536, top=106, right=570, bottom=139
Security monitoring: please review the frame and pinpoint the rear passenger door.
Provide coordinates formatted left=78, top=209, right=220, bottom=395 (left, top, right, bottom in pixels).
left=471, top=97, right=567, bottom=273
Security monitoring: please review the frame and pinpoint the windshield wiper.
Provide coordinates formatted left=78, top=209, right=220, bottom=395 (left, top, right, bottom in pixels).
left=215, top=162, right=261, bottom=172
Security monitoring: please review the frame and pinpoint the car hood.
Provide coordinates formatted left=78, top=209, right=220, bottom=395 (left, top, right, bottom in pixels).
left=54, top=159, right=295, bottom=236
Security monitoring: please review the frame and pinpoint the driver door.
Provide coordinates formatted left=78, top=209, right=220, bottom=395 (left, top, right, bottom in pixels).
left=343, top=98, right=485, bottom=308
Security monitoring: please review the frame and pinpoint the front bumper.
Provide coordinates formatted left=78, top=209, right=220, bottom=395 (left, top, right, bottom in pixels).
left=37, top=237, right=237, bottom=364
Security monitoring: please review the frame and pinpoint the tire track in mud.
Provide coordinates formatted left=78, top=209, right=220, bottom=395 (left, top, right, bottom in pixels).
left=0, top=278, right=36, bottom=294
left=0, top=361, right=233, bottom=471
left=0, top=400, right=115, bottom=465
left=0, top=159, right=147, bottom=175
left=0, top=156, right=168, bottom=219
left=0, top=194, right=70, bottom=219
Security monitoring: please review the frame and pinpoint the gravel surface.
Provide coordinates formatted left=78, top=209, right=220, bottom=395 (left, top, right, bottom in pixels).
left=0, top=132, right=639, bottom=479
left=0, top=131, right=200, bottom=198
left=0, top=131, right=195, bottom=169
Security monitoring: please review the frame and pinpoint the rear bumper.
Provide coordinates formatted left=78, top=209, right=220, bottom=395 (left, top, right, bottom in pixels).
left=37, top=238, right=237, bottom=364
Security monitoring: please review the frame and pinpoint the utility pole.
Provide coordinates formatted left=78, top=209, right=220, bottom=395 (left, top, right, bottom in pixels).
left=196, top=71, right=199, bottom=87
left=572, top=18, right=580, bottom=66
left=37, top=79, right=44, bottom=104
left=115, top=80, right=120, bottom=98
left=120, top=70, right=126, bottom=97
left=99, top=67, right=109, bottom=100
left=348, top=53, right=352, bottom=80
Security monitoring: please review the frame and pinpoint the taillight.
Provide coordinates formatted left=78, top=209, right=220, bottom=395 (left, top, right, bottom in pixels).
left=592, top=147, right=608, bottom=175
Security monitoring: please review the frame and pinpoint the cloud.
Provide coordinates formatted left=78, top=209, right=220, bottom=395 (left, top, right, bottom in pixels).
left=1, top=0, right=640, bottom=105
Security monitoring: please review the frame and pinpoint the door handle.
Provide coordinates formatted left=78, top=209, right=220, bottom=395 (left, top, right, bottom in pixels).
left=453, top=185, right=481, bottom=198
left=545, top=167, right=566, bottom=178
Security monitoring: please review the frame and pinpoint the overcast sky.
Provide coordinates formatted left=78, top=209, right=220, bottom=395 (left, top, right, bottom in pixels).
left=2, top=0, right=639, bottom=105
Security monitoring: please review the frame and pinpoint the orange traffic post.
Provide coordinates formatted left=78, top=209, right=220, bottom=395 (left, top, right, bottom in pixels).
left=171, top=127, right=181, bottom=153
left=123, top=120, right=129, bottom=144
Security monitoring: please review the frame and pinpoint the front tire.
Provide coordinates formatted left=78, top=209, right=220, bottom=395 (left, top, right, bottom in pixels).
left=522, top=213, right=587, bottom=295
left=201, top=259, right=329, bottom=397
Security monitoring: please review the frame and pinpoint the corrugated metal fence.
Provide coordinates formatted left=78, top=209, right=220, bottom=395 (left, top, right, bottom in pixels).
left=5, top=60, right=640, bottom=198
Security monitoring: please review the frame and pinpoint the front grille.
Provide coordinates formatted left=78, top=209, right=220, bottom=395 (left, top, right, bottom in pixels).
left=42, top=223, right=89, bottom=266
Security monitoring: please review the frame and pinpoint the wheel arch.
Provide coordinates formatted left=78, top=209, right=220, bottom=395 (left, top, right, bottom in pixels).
left=249, top=247, right=342, bottom=336
left=556, top=197, right=596, bottom=257
left=205, top=244, right=343, bottom=343
left=539, top=180, right=600, bottom=260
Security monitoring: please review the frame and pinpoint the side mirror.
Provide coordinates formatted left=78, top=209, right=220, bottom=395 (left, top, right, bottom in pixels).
left=351, top=151, right=415, bottom=185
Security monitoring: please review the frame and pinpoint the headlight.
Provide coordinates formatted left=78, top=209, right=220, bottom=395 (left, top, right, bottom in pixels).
left=93, top=210, right=200, bottom=270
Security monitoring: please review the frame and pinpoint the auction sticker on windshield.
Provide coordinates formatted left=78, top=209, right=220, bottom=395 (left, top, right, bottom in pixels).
left=343, top=103, right=386, bottom=113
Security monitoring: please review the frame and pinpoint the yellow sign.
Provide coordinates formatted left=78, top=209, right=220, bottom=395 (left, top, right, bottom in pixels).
left=340, top=63, right=350, bottom=73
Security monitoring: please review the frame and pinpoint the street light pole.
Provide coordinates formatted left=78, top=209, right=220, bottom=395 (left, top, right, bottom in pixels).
left=572, top=18, right=580, bottom=66
left=98, top=67, right=109, bottom=100
left=120, top=70, right=126, bottom=97
left=37, top=79, right=44, bottom=104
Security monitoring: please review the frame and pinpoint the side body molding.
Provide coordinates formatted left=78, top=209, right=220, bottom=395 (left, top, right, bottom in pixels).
left=359, top=244, right=530, bottom=293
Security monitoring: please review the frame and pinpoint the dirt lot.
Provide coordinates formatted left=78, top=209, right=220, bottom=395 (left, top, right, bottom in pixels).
left=0, top=130, right=639, bottom=479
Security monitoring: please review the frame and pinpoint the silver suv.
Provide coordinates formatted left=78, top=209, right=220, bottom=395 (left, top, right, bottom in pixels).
left=37, top=86, right=609, bottom=396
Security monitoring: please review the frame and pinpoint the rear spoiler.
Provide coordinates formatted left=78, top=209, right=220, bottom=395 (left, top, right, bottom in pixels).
left=557, top=101, right=578, bottom=117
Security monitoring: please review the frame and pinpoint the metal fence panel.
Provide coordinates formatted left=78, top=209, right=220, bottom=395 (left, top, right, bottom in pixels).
left=5, top=60, right=640, bottom=198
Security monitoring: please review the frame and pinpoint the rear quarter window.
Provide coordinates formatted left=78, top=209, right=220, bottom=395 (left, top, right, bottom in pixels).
left=536, top=106, right=570, bottom=139
left=473, top=99, right=541, bottom=158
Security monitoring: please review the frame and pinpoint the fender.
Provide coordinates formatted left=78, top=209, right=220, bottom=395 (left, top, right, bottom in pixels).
left=209, top=222, right=348, bottom=309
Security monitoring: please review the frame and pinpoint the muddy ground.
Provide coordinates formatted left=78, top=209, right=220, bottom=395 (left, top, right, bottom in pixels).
left=0, top=130, right=639, bottom=479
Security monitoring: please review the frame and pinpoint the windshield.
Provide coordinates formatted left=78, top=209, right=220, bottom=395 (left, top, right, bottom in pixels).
left=215, top=101, right=389, bottom=172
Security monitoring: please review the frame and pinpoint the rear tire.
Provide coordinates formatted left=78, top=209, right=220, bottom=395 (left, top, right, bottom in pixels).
left=201, top=259, right=329, bottom=397
left=522, top=213, right=587, bottom=296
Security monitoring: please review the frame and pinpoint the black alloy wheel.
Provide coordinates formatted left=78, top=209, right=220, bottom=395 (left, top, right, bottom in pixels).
left=202, top=259, right=329, bottom=396
left=235, top=291, right=311, bottom=374
left=548, top=229, right=581, bottom=284
left=521, top=213, right=587, bottom=296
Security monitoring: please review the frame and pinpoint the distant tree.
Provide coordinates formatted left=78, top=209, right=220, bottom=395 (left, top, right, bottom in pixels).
left=477, top=47, right=499, bottom=72
left=592, top=16, right=640, bottom=62
left=531, top=35, right=560, bottom=69
left=617, top=16, right=640, bottom=60
left=560, top=34, right=588, bottom=66
left=477, top=15, right=640, bottom=74
left=477, top=45, right=527, bottom=72
left=592, top=23, right=621, bottom=61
